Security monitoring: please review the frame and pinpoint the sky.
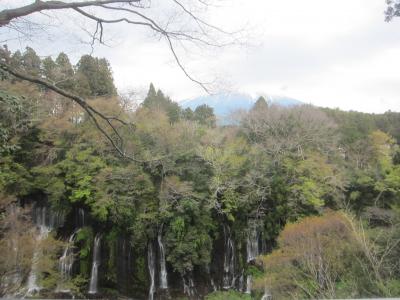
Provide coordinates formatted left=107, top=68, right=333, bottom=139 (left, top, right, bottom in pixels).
left=1, top=0, right=400, bottom=113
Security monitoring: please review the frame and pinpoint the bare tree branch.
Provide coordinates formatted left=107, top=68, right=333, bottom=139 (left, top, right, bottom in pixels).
left=0, top=60, right=152, bottom=162
left=0, top=0, right=241, bottom=159
left=0, top=1, right=142, bottom=26
left=1, top=1, right=237, bottom=93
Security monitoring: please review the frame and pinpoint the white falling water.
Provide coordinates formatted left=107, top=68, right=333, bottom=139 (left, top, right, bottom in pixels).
left=157, top=228, right=168, bottom=289
left=245, top=222, right=260, bottom=295
left=245, top=275, right=252, bottom=294
left=222, top=225, right=235, bottom=289
left=211, top=278, right=217, bottom=292
left=238, top=272, right=244, bottom=292
left=261, top=288, right=272, bottom=300
left=182, top=273, right=195, bottom=298
left=147, top=242, right=156, bottom=300
left=88, top=234, right=101, bottom=294
left=26, top=207, right=52, bottom=296
left=2, top=206, right=23, bottom=294
left=57, top=231, right=78, bottom=292
left=246, top=225, right=259, bottom=263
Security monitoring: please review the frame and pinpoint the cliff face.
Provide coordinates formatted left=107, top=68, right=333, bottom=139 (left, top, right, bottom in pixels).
left=17, top=202, right=267, bottom=299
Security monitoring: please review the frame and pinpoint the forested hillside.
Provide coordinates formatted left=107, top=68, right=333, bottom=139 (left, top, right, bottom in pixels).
left=1, top=48, right=400, bottom=299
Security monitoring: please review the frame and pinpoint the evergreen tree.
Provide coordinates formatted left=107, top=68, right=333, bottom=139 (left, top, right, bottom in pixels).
left=194, top=104, right=216, bottom=127
left=142, top=83, right=181, bottom=123
left=10, top=50, right=22, bottom=70
left=21, top=47, right=41, bottom=77
left=76, top=55, right=116, bottom=97
left=252, top=96, right=268, bottom=112
left=182, top=107, right=194, bottom=120
left=41, top=56, right=57, bottom=81
left=55, top=52, right=75, bottom=91
left=142, top=83, right=158, bottom=109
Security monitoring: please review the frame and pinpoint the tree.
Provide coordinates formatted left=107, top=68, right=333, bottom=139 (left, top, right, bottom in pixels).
left=0, top=90, right=32, bottom=155
left=251, top=96, right=268, bottom=112
left=0, top=0, right=233, bottom=91
left=194, top=104, right=217, bottom=128
left=55, top=53, right=75, bottom=91
left=76, top=55, right=116, bottom=97
left=0, top=0, right=235, bottom=160
left=260, top=211, right=400, bottom=299
left=21, top=47, right=41, bottom=77
left=142, top=84, right=181, bottom=123
left=41, top=57, right=57, bottom=82
left=241, top=104, right=338, bottom=160
left=0, top=196, right=65, bottom=296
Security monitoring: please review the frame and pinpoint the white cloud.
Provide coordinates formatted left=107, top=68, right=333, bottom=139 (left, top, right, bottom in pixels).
left=1, top=0, right=399, bottom=113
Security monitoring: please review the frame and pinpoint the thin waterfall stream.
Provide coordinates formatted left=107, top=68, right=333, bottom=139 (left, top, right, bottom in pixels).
left=57, top=230, right=78, bottom=292
left=147, top=242, right=156, bottom=300
left=26, top=207, right=53, bottom=296
left=245, top=222, right=260, bottom=294
left=182, top=273, right=195, bottom=298
left=222, top=224, right=235, bottom=289
left=157, top=227, right=168, bottom=290
left=88, top=234, right=101, bottom=294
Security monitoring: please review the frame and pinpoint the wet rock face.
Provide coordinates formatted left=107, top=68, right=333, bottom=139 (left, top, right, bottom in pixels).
left=14, top=203, right=269, bottom=299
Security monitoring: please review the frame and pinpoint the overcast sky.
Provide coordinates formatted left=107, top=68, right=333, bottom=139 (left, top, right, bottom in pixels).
left=1, top=0, right=400, bottom=113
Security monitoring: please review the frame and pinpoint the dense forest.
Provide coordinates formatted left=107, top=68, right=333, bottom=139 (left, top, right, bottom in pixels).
left=1, top=47, right=400, bottom=300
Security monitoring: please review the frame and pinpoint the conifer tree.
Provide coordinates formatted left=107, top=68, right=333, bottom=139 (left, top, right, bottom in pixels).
left=252, top=96, right=268, bottom=112
left=21, top=47, right=41, bottom=77
left=76, top=55, right=116, bottom=97
left=41, top=56, right=57, bottom=81
left=55, top=52, right=75, bottom=91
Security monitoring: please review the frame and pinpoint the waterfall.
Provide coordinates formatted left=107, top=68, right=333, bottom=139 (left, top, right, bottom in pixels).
left=26, top=225, right=51, bottom=295
left=2, top=205, right=23, bottom=294
left=261, top=288, right=272, bottom=300
left=88, top=234, right=101, bottom=294
left=246, top=224, right=259, bottom=263
left=222, top=225, right=235, bottom=289
left=211, top=278, right=217, bottom=292
left=26, top=207, right=53, bottom=296
left=117, top=238, right=129, bottom=293
left=57, top=231, right=78, bottom=292
left=157, top=227, right=168, bottom=290
left=182, top=273, right=195, bottom=298
left=207, top=265, right=217, bottom=292
left=147, top=242, right=156, bottom=300
left=245, top=275, right=252, bottom=294
left=238, top=272, right=244, bottom=292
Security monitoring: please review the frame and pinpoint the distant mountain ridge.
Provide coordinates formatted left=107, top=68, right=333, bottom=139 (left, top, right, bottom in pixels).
left=180, top=93, right=304, bottom=117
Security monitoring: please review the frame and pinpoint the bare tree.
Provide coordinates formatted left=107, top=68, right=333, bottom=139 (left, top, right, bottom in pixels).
left=239, top=104, right=338, bottom=160
left=0, top=0, right=237, bottom=162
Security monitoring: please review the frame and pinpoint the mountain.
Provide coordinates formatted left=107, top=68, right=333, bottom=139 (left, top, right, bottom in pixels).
left=180, top=93, right=304, bottom=117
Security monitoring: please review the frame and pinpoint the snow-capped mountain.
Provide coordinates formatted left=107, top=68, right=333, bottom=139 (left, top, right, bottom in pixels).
left=180, top=93, right=303, bottom=117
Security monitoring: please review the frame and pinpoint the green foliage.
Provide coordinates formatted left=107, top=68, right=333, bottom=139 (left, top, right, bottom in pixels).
left=2, top=46, right=400, bottom=299
left=0, top=90, right=31, bottom=155
left=55, top=52, right=75, bottom=91
left=21, top=47, right=41, bottom=77
left=76, top=227, right=93, bottom=259
left=260, top=212, right=400, bottom=299
left=193, top=104, right=216, bottom=128
left=142, top=83, right=182, bottom=123
left=76, top=55, right=116, bottom=97
left=76, top=227, right=93, bottom=279
left=205, top=290, right=252, bottom=300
